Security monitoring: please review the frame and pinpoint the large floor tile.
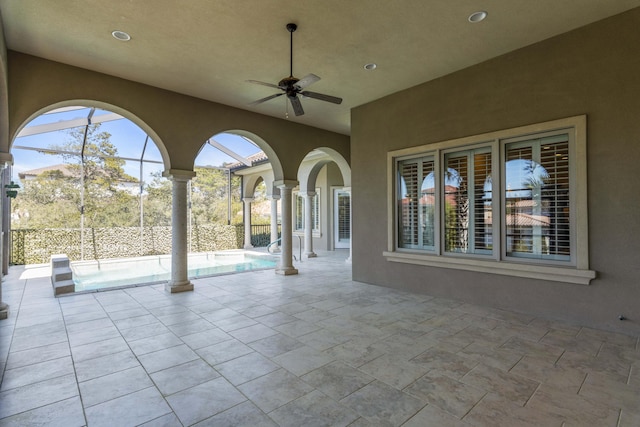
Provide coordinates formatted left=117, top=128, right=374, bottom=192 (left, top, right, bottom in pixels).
left=237, top=368, right=314, bottom=413
left=138, top=344, right=200, bottom=373
left=269, top=390, right=359, bottom=427
left=0, top=395, right=86, bottom=427
left=340, top=380, right=425, bottom=426
left=0, top=373, right=79, bottom=419
left=73, top=349, right=140, bottom=382
left=151, top=358, right=220, bottom=396
left=196, top=338, right=253, bottom=365
left=215, top=351, right=279, bottom=386
left=193, top=401, right=277, bottom=427
left=403, top=370, right=486, bottom=418
left=301, top=361, right=374, bottom=400
left=1, top=356, right=75, bottom=392
left=166, top=377, right=246, bottom=426
left=79, top=365, right=153, bottom=407
left=273, top=345, right=334, bottom=376
left=84, top=386, right=172, bottom=427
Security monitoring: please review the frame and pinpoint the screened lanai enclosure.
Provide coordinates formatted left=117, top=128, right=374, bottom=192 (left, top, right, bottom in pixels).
left=9, top=106, right=275, bottom=266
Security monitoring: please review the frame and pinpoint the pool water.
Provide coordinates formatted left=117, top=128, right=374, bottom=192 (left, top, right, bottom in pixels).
left=71, top=251, right=278, bottom=292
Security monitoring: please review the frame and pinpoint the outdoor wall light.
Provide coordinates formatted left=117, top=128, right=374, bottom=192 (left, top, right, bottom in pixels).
left=5, top=181, right=19, bottom=199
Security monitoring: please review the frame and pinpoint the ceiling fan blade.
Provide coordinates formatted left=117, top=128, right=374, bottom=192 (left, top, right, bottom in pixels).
left=288, top=95, right=305, bottom=116
left=294, top=73, right=321, bottom=90
left=249, top=92, right=284, bottom=106
left=300, top=91, right=343, bottom=105
left=246, top=80, right=283, bottom=90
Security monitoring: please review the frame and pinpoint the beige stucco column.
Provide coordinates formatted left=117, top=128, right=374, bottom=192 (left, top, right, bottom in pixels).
left=301, top=191, right=317, bottom=258
left=275, top=180, right=298, bottom=275
left=269, top=195, right=280, bottom=252
left=0, top=153, right=12, bottom=319
left=163, top=169, right=196, bottom=293
left=243, top=197, right=254, bottom=249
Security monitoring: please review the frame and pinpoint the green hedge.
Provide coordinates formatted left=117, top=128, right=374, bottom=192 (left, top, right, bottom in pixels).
left=11, top=224, right=245, bottom=265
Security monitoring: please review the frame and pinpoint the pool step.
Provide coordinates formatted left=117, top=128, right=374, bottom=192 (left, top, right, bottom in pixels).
left=51, top=254, right=75, bottom=296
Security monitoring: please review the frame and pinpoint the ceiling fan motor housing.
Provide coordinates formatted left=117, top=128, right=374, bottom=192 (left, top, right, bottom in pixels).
left=278, top=76, right=299, bottom=88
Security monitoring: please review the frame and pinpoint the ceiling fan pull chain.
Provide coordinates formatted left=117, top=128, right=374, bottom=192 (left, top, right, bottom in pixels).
left=285, top=96, right=289, bottom=119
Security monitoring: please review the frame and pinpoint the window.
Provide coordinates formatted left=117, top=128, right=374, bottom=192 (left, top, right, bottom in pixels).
left=385, top=116, right=594, bottom=285
left=504, top=134, right=570, bottom=262
left=295, top=193, right=304, bottom=231
left=398, top=156, right=435, bottom=250
left=444, top=147, right=492, bottom=255
left=294, top=190, right=320, bottom=233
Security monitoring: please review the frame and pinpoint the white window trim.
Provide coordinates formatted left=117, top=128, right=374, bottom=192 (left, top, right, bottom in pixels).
left=384, top=115, right=595, bottom=285
left=293, top=189, right=321, bottom=237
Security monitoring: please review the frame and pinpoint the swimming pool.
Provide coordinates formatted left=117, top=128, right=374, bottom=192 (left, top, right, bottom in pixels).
left=71, top=250, right=278, bottom=292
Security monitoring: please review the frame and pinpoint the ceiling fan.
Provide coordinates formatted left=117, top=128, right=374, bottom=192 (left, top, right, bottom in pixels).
left=247, top=23, right=343, bottom=117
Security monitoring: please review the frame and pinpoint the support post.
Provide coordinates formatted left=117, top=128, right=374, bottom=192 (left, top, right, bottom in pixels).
left=243, top=198, right=254, bottom=249
left=269, top=195, right=280, bottom=252
left=163, top=169, right=196, bottom=293
left=275, top=180, right=298, bottom=275
left=301, top=191, right=317, bottom=258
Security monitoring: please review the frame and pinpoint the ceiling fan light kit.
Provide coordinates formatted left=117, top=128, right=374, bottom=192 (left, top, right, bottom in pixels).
left=247, top=22, right=343, bottom=117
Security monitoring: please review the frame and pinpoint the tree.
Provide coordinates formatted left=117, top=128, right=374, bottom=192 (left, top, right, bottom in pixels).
left=12, top=124, right=245, bottom=231
left=12, top=123, right=140, bottom=229
left=12, top=169, right=80, bottom=228
left=190, top=167, right=242, bottom=226
left=143, top=171, right=172, bottom=227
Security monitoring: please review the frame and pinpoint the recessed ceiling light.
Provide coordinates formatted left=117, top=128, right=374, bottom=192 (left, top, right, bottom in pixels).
left=111, top=30, right=131, bottom=41
left=364, top=63, right=377, bottom=71
left=468, top=11, right=488, bottom=23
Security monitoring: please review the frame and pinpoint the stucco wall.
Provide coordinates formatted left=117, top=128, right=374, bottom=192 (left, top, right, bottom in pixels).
left=351, top=8, right=640, bottom=334
left=6, top=52, right=349, bottom=181
left=0, top=11, right=9, bottom=154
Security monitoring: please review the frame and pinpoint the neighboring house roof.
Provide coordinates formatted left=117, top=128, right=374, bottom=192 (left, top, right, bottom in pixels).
left=227, top=151, right=269, bottom=171
left=18, top=164, right=75, bottom=180
left=18, top=163, right=139, bottom=185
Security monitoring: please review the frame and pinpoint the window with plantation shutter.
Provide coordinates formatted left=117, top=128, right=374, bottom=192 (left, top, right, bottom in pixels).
left=397, top=155, right=435, bottom=250
left=444, top=148, right=492, bottom=255
left=294, top=190, right=320, bottom=233
left=386, top=115, right=594, bottom=285
left=295, top=193, right=304, bottom=231
left=504, top=134, right=570, bottom=261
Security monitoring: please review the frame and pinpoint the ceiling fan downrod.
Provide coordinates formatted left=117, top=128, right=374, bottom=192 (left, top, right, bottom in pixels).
left=286, top=23, right=297, bottom=78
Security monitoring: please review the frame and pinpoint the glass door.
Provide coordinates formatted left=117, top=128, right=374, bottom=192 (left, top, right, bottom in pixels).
left=334, top=189, right=351, bottom=249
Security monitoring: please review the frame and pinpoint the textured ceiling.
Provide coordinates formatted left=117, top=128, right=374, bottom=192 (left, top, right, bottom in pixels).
left=2, top=1, right=640, bottom=135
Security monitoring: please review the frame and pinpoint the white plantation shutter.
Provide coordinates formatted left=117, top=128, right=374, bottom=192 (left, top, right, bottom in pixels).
left=398, top=160, right=419, bottom=247
left=398, top=156, right=435, bottom=249
left=504, top=134, right=571, bottom=261
left=444, top=148, right=492, bottom=254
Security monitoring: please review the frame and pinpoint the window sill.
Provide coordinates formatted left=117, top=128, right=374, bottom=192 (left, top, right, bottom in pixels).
left=293, top=232, right=322, bottom=238
left=382, top=251, right=596, bottom=285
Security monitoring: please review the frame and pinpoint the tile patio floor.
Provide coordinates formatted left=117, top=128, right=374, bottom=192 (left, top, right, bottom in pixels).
left=0, top=250, right=639, bottom=426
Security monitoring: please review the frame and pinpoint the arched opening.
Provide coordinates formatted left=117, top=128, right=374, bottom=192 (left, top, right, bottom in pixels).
left=200, top=132, right=286, bottom=253
left=9, top=104, right=171, bottom=268
left=296, top=148, right=352, bottom=259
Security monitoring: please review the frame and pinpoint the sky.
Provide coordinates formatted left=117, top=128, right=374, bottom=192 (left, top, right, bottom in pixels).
left=11, top=106, right=263, bottom=186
